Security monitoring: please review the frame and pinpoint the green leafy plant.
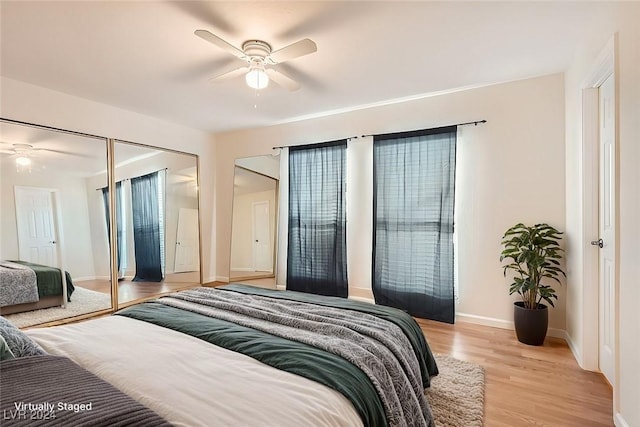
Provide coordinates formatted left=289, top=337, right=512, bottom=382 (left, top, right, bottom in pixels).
left=500, top=223, right=566, bottom=309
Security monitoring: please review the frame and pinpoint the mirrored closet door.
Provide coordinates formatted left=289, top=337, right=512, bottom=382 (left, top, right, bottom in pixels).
left=112, top=140, right=201, bottom=306
left=0, top=119, right=113, bottom=327
left=230, top=154, right=280, bottom=289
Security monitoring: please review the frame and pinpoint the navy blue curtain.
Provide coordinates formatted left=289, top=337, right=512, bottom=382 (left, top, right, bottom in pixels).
left=287, top=141, right=348, bottom=297
left=373, top=127, right=457, bottom=323
left=131, top=171, right=163, bottom=282
left=101, top=181, right=124, bottom=273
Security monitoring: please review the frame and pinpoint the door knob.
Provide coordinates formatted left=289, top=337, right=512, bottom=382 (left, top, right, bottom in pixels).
left=591, top=238, right=603, bottom=248
left=49, top=241, right=56, bottom=244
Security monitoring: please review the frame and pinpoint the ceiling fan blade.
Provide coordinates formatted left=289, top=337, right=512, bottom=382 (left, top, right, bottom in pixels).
left=208, top=66, right=249, bottom=83
left=265, top=68, right=301, bottom=92
left=195, top=30, right=245, bottom=59
left=270, top=39, right=317, bottom=63
left=32, top=148, right=94, bottom=158
left=0, top=150, right=15, bottom=155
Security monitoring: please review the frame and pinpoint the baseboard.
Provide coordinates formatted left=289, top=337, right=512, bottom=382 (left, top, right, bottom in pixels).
left=614, top=413, right=630, bottom=427
left=456, top=312, right=567, bottom=340
left=276, top=284, right=286, bottom=291
left=72, top=276, right=109, bottom=282
left=348, top=295, right=375, bottom=304
left=230, top=267, right=254, bottom=272
left=565, top=331, right=585, bottom=369
left=214, top=276, right=229, bottom=283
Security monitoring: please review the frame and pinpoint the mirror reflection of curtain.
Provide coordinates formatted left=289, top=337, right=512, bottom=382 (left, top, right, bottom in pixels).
left=287, top=141, right=348, bottom=297
left=131, top=171, right=163, bottom=282
left=101, top=181, right=126, bottom=278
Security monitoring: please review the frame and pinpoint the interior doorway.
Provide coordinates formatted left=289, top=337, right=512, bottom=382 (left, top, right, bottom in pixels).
left=579, top=36, right=617, bottom=404
left=597, top=73, right=616, bottom=386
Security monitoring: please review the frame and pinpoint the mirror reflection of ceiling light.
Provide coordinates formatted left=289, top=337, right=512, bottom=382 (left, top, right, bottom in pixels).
left=15, top=156, right=31, bottom=166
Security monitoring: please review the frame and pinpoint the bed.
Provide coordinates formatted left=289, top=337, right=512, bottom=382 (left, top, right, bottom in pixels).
left=0, top=260, right=75, bottom=315
left=20, top=284, right=439, bottom=426
left=0, top=317, right=169, bottom=426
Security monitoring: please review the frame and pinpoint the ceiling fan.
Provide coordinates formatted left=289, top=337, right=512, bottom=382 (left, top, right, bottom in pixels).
left=0, top=143, right=41, bottom=171
left=0, top=142, right=85, bottom=157
left=0, top=142, right=88, bottom=170
left=195, top=29, right=317, bottom=91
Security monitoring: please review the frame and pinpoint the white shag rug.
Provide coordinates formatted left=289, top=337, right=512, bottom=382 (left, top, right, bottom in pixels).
left=427, top=354, right=485, bottom=427
left=3, top=287, right=111, bottom=328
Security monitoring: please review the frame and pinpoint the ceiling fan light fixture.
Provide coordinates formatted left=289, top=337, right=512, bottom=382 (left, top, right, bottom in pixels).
left=245, top=67, right=269, bottom=90
left=15, top=156, right=31, bottom=166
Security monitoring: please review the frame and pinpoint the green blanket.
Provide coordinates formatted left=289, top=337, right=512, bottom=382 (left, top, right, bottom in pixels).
left=9, top=261, right=75, bottom=301
left=117, top=302, right=387, bottom=427
left=221, top=283, right=439, bottom=385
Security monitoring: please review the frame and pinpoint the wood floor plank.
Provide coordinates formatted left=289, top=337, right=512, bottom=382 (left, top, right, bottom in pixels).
left=418, top=318, right=613, bottom=426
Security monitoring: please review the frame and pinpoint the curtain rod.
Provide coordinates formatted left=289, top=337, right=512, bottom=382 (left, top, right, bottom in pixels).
left=95, top=168, right=167, bottom=191
left=272, top=136, right=358, bottom=151
left=271, top=120, right=486, bottom=150
left=360, top=120, right=487, bottom=138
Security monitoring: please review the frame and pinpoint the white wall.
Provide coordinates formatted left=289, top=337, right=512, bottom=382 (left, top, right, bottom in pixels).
left=564, top=3, right=640, bottom=426
left=215, top=73, right=567, bottom=331
left=0, top=77, right=216, bottom=282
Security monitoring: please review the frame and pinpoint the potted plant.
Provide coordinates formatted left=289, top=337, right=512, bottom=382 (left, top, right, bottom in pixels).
left=500, top=223, right=565, bottom=345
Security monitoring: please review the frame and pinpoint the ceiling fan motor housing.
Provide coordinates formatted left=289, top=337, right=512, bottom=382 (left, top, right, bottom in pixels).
left=242, top=40, right=276, bottom=64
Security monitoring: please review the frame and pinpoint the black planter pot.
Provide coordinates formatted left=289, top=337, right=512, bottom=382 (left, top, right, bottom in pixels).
left=513, top=301, right=548, bottom=346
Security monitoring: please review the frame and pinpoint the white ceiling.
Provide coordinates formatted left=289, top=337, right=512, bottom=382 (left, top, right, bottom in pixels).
left=0, top=120, right=165, bottom=177
left=0, top=1, right=617, bottom=133
left=234, top=166, right=277, bottom=196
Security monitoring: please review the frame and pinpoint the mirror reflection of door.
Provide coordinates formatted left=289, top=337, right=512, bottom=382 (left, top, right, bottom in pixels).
left=230, top=155, right=280, bottom=288
left=0, top=119, right=112, bottom=327
left=14, top=186, right=59, bottom=266
left=252, top=201, right=272, bottom=272
left=174, top=207, right=199, bottom=273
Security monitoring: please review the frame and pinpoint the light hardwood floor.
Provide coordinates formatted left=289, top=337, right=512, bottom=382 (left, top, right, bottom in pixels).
left=79, top=277, right=199, bottom=305
left=418, top=318, right=613, bottom=426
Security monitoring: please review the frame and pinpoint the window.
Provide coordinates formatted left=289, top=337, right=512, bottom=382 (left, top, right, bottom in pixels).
left=373, top=127, right=457, bottom=323
left=287, top=141, right=348, bottom=297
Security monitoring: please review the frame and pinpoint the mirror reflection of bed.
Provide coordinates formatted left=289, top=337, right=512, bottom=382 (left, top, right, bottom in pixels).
left=1, top=120, right=204, bottom=326
left=0, top=120, right=113, bottom=327
left=229, top=155, right=279, bottom=289
left=79, top=141, right=202, bottom=306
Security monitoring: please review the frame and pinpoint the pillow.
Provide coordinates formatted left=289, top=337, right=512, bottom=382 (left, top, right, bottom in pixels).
left=0, top=316, right=46, bottom=358
left=0, top=335, right=15, bottom=360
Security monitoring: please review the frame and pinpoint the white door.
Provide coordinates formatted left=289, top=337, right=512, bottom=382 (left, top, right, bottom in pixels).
left=252, top=201, right=272, bottom=272
left=14, top=187, right=58, bottom=266
left=597, top=74, right=615, bottom=386
left=174, top=208, right=199, bottom=273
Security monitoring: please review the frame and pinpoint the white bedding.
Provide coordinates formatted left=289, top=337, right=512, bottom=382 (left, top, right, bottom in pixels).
left=26, top=315, right=363, bottom=427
